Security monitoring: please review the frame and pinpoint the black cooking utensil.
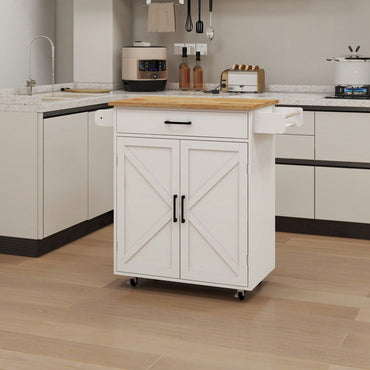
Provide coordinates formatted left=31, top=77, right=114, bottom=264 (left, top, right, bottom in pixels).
left=196, top=0, right=203, bottom=33
left=185, top=0, right=193, bottom=32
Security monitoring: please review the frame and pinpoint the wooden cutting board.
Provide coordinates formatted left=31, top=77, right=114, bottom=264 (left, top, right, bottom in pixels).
left=108, top=96, right=279, bottom=111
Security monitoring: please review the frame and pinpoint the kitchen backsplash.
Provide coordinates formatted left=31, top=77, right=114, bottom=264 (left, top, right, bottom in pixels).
left=131, top=0, right=370, bottom=86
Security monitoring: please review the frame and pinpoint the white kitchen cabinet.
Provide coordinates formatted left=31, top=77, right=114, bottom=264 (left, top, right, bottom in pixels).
left=275, top=135, right=314, bottom=159
left=0, top=112, right=40, bottom=239
left=116, top=137, right=180, bottom=278
left=180, top=140, right=247, bottom=286
left=276, top=165, right=315, bottom=219
left=316, top=167, right=370, bottom=224
left=44, top=113, right=88, bottom=237
left=316, top=112, right=370, bottom=162
left=111, top=98, right=301, bottom=297
left=116, top=138, right=248, bottom=285
left=88, top=110, right=113, bottom=219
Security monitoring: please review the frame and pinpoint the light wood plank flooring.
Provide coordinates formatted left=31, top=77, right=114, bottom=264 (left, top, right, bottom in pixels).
left=0, top=226, right=369, bottom=370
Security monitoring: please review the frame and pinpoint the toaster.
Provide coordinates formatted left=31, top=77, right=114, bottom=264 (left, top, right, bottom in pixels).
left=221, top=65, right=265, bottom=93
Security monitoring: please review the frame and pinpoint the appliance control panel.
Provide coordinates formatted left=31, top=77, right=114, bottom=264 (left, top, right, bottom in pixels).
left=137, top=60, right=167, bottom=80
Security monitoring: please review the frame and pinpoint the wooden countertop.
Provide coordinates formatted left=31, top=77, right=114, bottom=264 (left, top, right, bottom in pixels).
left=108, top=96, right=279, bottom=111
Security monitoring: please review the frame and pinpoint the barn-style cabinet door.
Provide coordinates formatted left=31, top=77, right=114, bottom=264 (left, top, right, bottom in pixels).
left=116, top=137, right=180, bottom=278
left=180, top=141, right=248, bottom=286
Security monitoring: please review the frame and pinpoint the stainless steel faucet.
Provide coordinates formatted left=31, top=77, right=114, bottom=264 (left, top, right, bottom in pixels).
left=26, top=35, right=55, bottom=96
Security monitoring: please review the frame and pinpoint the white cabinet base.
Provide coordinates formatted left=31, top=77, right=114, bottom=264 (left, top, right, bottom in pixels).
left=316, top=167, right=370, bottom=224
left=114, top=105, right=287, bottom=296
left=276, top=165, right=315, bottom=219
left=44, top=113, right=88, bottom=237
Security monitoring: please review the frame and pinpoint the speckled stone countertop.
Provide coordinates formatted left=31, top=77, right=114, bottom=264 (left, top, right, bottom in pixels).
left=1, top=84, right=370, bottom=113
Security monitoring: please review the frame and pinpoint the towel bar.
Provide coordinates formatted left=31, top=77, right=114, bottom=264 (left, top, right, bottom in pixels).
left=144, top=0, right=184, bottom=5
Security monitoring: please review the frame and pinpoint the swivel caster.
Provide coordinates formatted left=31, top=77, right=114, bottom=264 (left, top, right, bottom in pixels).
left=235, top=290, right=246, bottom=301
left=129, top=277, right=139, bottom=287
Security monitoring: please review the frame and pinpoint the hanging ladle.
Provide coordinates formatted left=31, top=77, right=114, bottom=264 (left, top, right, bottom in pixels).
left=206, top=0, right=215, bottom=40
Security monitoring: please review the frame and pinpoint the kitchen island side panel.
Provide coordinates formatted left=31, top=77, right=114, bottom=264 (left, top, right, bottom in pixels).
left=248, top=128, right=276, bottom=289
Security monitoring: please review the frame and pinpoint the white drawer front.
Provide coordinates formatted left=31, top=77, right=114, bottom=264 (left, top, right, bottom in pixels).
left=276, top=135, right=314, bottom=159
left=316, top=167, right=370, bottom=223
left=284, top=111, right=314, bottom=135
left=276, top=165, right=314, bottom=219
left=116, top=109, right=248, bottom=139
left=316, top=112, right=370, bottom=163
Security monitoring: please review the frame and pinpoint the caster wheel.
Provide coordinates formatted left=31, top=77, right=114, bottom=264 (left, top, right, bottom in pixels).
left=238, top=291, right=245, bottom=301
left=235, top=290, right=246, bottom=301
left=129, top=278, right=138, bottom=287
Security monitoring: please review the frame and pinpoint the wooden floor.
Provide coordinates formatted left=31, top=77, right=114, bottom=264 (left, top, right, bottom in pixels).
left=0, top=226, right=369, bottom=370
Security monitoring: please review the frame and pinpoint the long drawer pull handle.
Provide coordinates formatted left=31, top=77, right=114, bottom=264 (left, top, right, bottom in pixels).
left=181, top=195, right=186, bottom=223
left=164, top=120, right=192, bottom=125
left=173, top=195, right=178, bottom=223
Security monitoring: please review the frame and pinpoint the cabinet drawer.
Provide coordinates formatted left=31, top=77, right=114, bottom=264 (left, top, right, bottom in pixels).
left=276, top=165, right=314, bottom=218
left=316, top=112, right=370, bottom=163
left=316, top=167, right=370, bottom=223
left=276, top=135, right=314, bottom=159
left=116, top=109, right=248, bottom=139
left=284, top=111, right=314, bottom=135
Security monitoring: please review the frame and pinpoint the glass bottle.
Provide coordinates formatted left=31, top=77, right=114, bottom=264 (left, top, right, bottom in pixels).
left=193, top=51, right=203, bottom=91
left=179, top=47, right=190, bottom=90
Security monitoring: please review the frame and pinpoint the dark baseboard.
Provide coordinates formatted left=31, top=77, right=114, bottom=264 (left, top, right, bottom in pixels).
left=0, top=211, right=113, bottom=258
left=276, top=216, right=370, bottom=240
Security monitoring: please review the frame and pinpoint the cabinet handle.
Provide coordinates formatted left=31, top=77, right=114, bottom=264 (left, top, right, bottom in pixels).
left=181, top=195, right=186, bottom=223
left=173, top=195, right=178, bottom=223
left=164, top=120, right=192, bottom=125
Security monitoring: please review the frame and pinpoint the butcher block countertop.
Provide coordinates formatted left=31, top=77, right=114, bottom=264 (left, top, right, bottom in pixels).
left=108, top=96, right=279, bottom=111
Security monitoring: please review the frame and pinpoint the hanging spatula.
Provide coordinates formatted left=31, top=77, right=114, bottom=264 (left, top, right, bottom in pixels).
left=196, top=0, right=203, bottom=33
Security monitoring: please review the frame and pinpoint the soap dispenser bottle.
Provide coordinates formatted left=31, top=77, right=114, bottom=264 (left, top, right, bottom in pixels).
left=179, top=47, right=190, bottom=90
left=193, top=51, right=204, bottom=91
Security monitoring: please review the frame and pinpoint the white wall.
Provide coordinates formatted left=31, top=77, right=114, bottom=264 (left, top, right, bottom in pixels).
left=131, top=0, right=370, bottom=86
left=56, top=0, right=74, bottom=84
left=0, top=0, right=56, bottom=89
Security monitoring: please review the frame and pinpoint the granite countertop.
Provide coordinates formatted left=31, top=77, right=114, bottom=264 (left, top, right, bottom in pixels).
left=1, top=84, right=370, bottom=113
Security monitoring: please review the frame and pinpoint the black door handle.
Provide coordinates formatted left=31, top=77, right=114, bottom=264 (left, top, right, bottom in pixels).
left=181, top=195, right=186, bottom=223
left=164, top=120, right=192, bottom=125
left=173, top=195, right=178, bottom=223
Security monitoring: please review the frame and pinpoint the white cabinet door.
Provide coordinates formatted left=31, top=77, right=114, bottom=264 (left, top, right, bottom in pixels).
left=116, top=137, right=180, bottom=278
left=180, top=141, right=248, bottom=286
left=44, top=113, right=88, bottom=237
left=276, top=165, right=315, bottom=218
left=316, top=112, right=370, bottom=162
left=316, top=167, right=370, bottom=223
left=275, top=135, right=314, bottom=159
left=88, top=110, right=113, bottom=219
